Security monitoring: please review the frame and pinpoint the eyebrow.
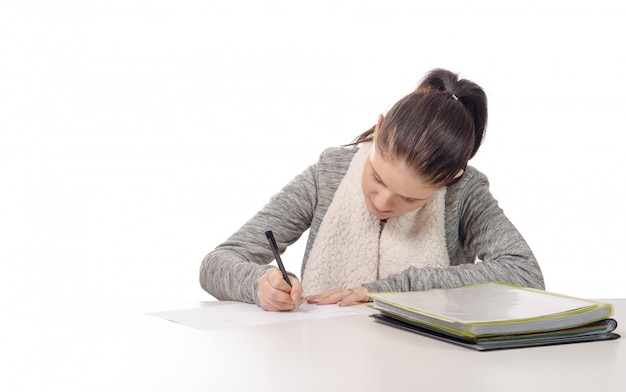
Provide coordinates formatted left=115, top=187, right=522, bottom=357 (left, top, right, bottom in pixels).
left=370, top=163, right=427, bottom=201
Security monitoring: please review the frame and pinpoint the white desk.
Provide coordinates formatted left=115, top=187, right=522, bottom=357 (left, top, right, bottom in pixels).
left=3, top=299, right=624, bottom=391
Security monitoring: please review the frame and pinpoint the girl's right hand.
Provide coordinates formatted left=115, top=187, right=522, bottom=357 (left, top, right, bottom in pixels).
left=257, top=268, right=304, bottom=311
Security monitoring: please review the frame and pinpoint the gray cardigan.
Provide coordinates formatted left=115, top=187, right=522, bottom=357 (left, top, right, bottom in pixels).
left=200, top=146, right=545, bottom=305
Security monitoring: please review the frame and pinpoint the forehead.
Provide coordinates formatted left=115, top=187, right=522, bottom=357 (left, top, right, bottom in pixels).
left=368, top=147, right=439, bottom=199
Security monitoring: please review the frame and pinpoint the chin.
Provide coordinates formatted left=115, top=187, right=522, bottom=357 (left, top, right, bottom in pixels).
left=369, top=210, right=392, bottom=220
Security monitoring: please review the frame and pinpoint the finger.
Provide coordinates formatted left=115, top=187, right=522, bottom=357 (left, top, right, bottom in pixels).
left=337, top=291, right=357, bottom=306
left=267, top=269, right=305, bottom=306
left=337, top=287, right=369, bottom=306
left=308, top=289, right=345, bottom=305
left=307, top=291, right=331, bottom=303
left=258, top=271, right=295, bottom=311
left=266, top=268, right=293, bottom=292
left=336, top=290, right=353, bottom=306
left=258, top=286, right=297, bottom=311
left=289, top=279, right=304, bottom=304
left=260, top=298, right=297, bottom=312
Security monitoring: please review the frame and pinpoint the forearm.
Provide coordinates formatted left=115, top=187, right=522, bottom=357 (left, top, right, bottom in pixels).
left=199, top=160, right=320, bottom=304
left=363, top=256, right=545, bottom=293
left=200, top=249, right=273, bottom=305
left=199, top=225, right=304, bottom=305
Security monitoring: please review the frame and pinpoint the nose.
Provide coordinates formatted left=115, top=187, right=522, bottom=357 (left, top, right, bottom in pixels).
left=373, top=189, right=393, bottom=211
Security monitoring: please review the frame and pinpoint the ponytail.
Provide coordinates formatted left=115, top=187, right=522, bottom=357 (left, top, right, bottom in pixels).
left=417, top=68, right=488, bottom=159
left=350, top=69, right=488, bottom=185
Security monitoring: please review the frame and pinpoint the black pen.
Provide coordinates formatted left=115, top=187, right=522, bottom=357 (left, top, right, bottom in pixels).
left=265, top=230, right=292, bottom=287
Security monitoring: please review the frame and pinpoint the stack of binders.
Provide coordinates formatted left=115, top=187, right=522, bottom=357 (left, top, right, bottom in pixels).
left=369, top=282, right=620, bottom=351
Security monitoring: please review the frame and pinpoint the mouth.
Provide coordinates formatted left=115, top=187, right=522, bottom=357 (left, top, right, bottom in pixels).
left=368, top=198, right=392, bottom=216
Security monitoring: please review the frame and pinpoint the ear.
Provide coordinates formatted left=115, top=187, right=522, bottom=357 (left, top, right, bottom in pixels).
left=454, top=169, right=464, bottom=179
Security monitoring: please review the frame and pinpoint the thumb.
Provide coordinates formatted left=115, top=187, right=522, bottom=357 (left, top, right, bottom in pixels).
left=290, top=279, right=304, bottom=304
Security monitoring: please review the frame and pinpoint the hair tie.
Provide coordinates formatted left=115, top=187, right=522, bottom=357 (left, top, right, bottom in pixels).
left=451, top=94, right=459, bottom=101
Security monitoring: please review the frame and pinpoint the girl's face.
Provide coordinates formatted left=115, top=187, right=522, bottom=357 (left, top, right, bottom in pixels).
left=361, top=144, right=441, bottom=220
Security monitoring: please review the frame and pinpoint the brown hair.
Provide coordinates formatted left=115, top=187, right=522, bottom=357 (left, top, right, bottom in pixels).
left=350, top=68, right=487, bottom=186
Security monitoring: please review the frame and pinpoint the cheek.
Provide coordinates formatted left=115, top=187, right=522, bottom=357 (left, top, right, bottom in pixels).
left=403, top=199, right=429, bottom=213
left=361, top=176, right=379, bottom=198
left=361, top=170, right=372, bottom=196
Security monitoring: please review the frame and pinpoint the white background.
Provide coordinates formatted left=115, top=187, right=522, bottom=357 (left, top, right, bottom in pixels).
left=1, top=0, right=624, bottom=304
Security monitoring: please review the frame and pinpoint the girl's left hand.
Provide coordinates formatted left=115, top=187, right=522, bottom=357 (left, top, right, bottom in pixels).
left=307, top=286, right=369, bottom=306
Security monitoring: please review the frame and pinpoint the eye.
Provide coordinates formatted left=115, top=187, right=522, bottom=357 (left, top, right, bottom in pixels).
left=403, top=197, right=419, bottom=204
left=371, top=173, right=384, bottom=184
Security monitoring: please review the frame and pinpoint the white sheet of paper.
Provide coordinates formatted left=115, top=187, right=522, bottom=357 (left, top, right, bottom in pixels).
left=147, top=302, right=370, bottom=330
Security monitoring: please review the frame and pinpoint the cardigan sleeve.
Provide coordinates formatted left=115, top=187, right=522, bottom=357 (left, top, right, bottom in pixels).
left=199, top=157, right=320, bottom=305
left=363, top=168, right=545, bottom=293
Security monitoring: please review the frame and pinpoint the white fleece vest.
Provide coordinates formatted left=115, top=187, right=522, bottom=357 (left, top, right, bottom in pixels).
left=302, top=143, right=449, bottom=296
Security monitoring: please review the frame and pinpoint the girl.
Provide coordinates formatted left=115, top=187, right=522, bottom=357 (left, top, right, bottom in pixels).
left=200, top=68, right=544, bottom=311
